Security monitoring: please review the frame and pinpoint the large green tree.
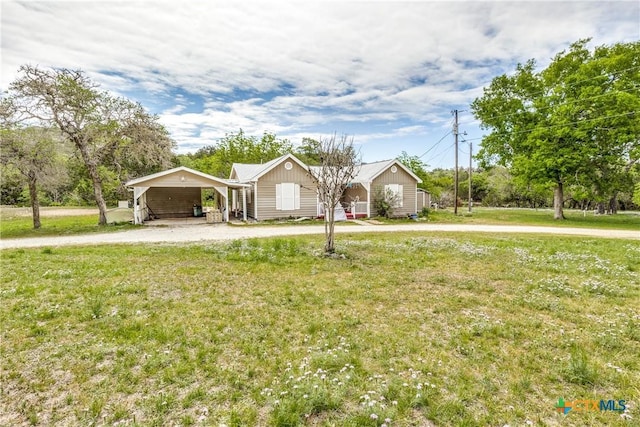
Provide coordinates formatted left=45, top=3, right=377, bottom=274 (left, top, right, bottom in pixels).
left=472, top=39, right=640, bottom=219
left=397, top=151, right=430, bottom=190
left=293, top=137, right=323, bottom=165
left=4, top=65, right=175, bottom=225
left=188, top=129, right=292, bottom=178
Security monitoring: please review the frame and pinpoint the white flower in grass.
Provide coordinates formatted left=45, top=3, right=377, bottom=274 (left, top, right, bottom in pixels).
left=392, top=400, right=398, bottom=406
left=370, top=413, right=378, bottom=420
left=303, top=394, right=309, bottom=399
left=385, top=418, right=392, bottom=423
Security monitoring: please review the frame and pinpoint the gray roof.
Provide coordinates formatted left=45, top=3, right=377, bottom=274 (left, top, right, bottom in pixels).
left=232, top=155, right=421, bottom=184
left=231, top=155, right=288, bottom=182
left=354, top=159, right=422, bottom=183
left=126, top=166, right=240, bottom=187
left=231, top=154, right=312, bottom=182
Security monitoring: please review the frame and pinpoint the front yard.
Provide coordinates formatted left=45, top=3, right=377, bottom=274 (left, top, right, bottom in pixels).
left=1, top=233, right=638, bottom=425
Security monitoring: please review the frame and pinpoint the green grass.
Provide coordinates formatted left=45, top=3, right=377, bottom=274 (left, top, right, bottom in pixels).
left=0, top=214, right=137, bottom=239
left=1, top=233, right=639, bottom=425
left=423, top=207, right=640, bottom=230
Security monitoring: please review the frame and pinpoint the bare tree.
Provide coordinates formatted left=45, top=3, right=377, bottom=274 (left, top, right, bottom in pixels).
left=5, top=65, right=174, bottom=225
left=307, top=134, right=359, bottom=254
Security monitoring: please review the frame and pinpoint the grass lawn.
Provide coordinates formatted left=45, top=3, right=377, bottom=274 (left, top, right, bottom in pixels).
left=1, top=233, right=638, bottom=426
left=0, top=214, right=137, bottom=239
left=423, top=207, right=640, bottom=231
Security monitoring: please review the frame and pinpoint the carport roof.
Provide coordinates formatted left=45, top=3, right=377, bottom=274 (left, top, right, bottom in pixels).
left=126, top=166, right=249, bottom=188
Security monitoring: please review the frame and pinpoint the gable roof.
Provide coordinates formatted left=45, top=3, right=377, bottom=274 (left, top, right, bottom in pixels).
left=125, top=166, right=248, bottom=188
left=230, top=153, right=309, bottom=182
left=352, top=159, right=422, bottom=183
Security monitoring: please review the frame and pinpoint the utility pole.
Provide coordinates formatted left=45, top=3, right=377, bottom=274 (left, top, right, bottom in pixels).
left=453, top=109, right=459, bottom=215
left=468, top=142, right=472, bottom=213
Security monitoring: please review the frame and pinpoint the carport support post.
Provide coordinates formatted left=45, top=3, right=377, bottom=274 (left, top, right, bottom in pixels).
left=363, top=182, right=371, bottom=218
left=242, top=188, right=247, bottom=221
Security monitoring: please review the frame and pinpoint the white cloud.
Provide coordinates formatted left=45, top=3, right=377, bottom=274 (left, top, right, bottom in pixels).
left=2, top=0, right=638, bottom=165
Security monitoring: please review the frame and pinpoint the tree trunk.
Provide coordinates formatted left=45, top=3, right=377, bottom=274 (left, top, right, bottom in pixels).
left=553, top=182, right=565, bottom=220
left=77, top=142, right=109, bottom=225
left=27, top=171, right=41, bottom=229
left=609, top=192, right=618, bottom=214
left=325, top=202, right=335, bottom=254
left=596, top=202, right=605, bottom=215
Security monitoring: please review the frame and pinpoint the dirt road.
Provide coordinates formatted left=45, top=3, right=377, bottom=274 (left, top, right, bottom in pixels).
left=1, top=222, right=638, bottom=249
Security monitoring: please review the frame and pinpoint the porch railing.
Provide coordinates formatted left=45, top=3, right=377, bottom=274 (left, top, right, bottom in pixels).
left=347, top=201, right=368, bottom=216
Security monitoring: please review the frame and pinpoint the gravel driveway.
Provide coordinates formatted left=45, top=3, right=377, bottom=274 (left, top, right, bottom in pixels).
left=1, top=222, right=638, bottom=249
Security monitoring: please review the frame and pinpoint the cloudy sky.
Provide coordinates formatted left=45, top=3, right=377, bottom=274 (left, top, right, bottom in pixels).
left=2, top=1, right=639, bottom=167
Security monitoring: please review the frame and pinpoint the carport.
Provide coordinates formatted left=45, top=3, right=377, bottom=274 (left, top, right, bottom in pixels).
left=125, top=166, right=249, bottom=224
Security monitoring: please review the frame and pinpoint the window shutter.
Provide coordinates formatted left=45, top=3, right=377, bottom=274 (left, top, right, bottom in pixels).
left=398, top=185, right=403, bottom=207
left=276, top=184, right=282, bottom=210
left=294, top=184, right=300, bottom=210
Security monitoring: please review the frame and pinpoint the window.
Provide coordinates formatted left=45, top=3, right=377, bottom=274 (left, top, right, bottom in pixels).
left=276, top=183, right=300, bottom=210
left=385, top=184, right=403, bottom=208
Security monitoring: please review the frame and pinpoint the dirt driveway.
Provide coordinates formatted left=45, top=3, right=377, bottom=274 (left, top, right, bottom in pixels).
left=1, top=222, right=638, bottom=249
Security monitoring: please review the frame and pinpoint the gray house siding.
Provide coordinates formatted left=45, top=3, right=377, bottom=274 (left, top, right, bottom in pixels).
left=371, top=167, right=418, bottom=217
left=256, top=161, right=317, bottom=220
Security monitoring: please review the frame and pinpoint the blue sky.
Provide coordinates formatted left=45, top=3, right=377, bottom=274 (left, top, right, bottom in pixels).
left=2, top=1, right=639, bottom=168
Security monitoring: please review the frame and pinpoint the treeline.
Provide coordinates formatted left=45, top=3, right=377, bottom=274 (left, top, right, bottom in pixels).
left=397, top=152, right=639, bottom=211
left=407, top=162, right=639, bottom=211
left=3, top=135, right=638, bottom=213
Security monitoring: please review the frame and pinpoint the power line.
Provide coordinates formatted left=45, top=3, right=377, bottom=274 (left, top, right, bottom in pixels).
left=417, top=130, right=452, bottom=159
left=426, top=142, right=456, bottom=167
